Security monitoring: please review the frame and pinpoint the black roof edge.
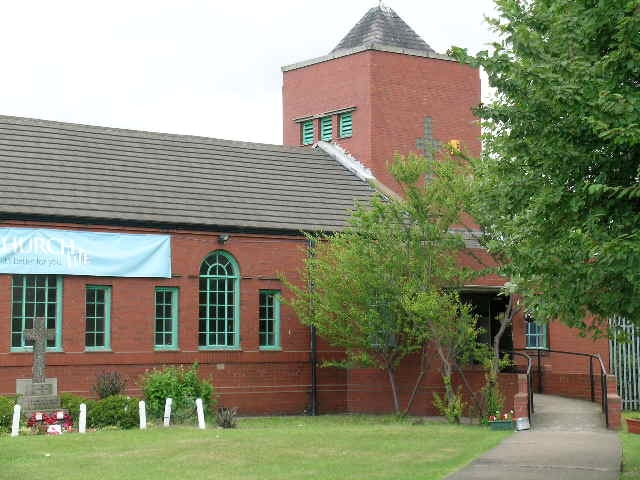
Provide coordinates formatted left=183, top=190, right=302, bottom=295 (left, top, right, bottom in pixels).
left=0, top=213, right=331, bottom=238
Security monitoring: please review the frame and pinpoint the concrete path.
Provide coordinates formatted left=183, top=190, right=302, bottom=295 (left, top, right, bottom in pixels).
left=445, top=394, right=622, bottom=480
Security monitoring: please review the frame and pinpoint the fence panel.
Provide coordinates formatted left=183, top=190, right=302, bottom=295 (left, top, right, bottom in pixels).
left=610, top=318, right=640, bottom=410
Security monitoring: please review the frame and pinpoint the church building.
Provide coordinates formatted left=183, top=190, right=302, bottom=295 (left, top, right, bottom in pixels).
left=0, top=5, right=618, bottom=421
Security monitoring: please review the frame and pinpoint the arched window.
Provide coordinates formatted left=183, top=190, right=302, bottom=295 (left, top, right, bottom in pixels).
left=199, top=251, right=240, bottom=348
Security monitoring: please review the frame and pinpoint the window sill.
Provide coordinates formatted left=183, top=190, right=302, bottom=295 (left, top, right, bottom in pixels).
left=11, top=347, right=63, bottom=353
left=154, top=347, right=180, bottom=352
left=198, top=346, right=242, bottom=351
left=84, top=348, right=112, bottom=353
left=259, top=346, right=282, bottom=351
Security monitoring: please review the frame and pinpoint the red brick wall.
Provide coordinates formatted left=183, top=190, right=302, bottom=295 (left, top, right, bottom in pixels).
left=369, top=51, right=481, bottom=190
left=0, top=219, right=329, bottom=415
left=345, top=352, right=519, bottom=416
left=283, top=51, right=373, bottom=162
left=283, top=50, right=481, bottom=191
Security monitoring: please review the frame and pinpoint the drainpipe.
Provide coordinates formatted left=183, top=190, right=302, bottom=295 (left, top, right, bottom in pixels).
left=310, top=325, right=318, bottom=416
left=308, top=238, right=318, bottom=416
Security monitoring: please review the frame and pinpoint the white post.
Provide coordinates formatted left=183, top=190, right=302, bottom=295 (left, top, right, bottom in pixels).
left=163, top=398, right=173, bottom=427
left=79, top=403, right=87, bottom=434
left=139, top=400, right=147, bottom=430
left=10, top=404, right=21, bottom=437
left=195, top=398, right=205, bottom=430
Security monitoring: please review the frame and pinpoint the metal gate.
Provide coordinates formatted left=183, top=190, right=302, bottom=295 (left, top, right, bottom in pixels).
left=610, top=318, right=640, bottom=410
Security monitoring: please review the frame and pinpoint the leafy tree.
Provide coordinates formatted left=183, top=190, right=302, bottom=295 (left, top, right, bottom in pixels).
left=451, top=0, right=640, bottom=331
left=406, top=290, right=482, bottom=422
left=285, top=153, right=481, bottom=413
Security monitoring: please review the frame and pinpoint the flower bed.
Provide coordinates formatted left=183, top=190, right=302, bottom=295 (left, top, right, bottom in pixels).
left=27, top=411, right=73, bottom=435
left=488, top=410, right=514, bottom=431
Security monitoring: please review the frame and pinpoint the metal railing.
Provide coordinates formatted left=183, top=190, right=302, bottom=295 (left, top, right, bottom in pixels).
left=510, top=348, right=610, bottom=428
left=610, top=318, right=640, bottom=410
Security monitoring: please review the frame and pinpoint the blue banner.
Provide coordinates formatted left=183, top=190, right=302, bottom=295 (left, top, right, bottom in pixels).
left=0, top=228, right=171, bottom=278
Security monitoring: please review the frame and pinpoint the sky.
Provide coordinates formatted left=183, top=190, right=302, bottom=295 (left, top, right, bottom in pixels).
left=0, top=0, right=499, bottom=144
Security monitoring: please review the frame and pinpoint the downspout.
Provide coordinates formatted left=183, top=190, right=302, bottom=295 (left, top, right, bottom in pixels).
left=310, top=325, right=318, bottom=416
left=308, top=237, right=318, bottom=416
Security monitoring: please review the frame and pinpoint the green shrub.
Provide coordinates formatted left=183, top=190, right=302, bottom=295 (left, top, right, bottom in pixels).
left=92, top=371, right=128, bottom=399
left=0, top=396, right=16, bottom=433
left=88, top=395, right=139, bottom=429
left=60, top=392, right=89, bottom=421
left=141, top=363, right=216, bottom=422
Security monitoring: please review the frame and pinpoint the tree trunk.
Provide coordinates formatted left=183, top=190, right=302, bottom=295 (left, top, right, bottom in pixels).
left=436, top=344, right=454, bottom=403
left=386, top=365, right=401, bottom=414
left=455, top=362, right=483, bottom=414
left=404, top=344, right=431, bottom=415
left=492, top=294, right=519, bottom=377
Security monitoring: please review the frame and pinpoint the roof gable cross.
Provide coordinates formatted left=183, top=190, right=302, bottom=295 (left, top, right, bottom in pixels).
left=416, top=116, right=442, bottom=159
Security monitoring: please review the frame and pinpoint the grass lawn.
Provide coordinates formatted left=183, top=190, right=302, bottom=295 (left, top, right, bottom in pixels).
left=621, top=413, right=640, bottom=479
left=0, top=415, right=510, bottom=480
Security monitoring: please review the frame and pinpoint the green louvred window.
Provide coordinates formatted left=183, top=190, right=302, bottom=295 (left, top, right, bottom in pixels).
left=301, top=120, right=315, bottom=145
left=339, top=112, right=353, bottom=138
left=320, top=116, right=332, bottom=141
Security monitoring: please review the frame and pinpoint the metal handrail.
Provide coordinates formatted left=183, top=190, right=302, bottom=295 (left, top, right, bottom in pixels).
left=509, top=348, right=609, bottom=428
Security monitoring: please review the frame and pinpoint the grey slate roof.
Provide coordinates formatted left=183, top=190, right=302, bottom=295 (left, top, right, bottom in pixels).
left=331, top=5, right=434, bottom=55
left=0, top=116, right=376, bottom=232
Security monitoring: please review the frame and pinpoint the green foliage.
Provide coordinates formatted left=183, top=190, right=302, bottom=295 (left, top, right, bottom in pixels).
left=284, top=153, right=476, bottom=412
left=451, top=1, right=640, bottom=331
left=92, top=371, right=128, bottom=399
left=60, top=392, right=89, bottom=421
left=405, top=291, right=486, bottom=366
left=216, top=407, right=238, bottom=429
left=88, top=395, right=139, bottom=429
left=141, top=363, right=216, bottom=421
left=480, top=365, right=504, bottom=424
left=622, top=413, right=640, bottom=479
left=0, top=395, right=16, bottom=433
left=433, top=377, right=465, bottom=424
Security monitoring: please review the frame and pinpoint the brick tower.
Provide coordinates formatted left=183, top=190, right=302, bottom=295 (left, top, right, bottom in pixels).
left=282, top=4, right=481, bottom=190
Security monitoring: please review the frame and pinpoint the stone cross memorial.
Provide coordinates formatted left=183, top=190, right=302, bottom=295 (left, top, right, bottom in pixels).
left=16, top=317, right=61, bottom=416
left=24, top=317, right=56, bottom=384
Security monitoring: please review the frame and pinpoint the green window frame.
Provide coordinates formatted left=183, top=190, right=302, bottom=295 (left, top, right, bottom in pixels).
left=259, top=290, right=281, bottom=350
left=301, top=120, right=315, bottom=145
left=85, top=285, right=111, bottom=351
left=199, top=251, right=240, bottom=349
left=155, top=287, right=179, bottom=350
left=320, top=116, right=332, bottom=141
left=11, top=275, right=63, bottom=352
left=525, top=317, right=548, bottom=349
left=339, top=112, right=353, bottom=138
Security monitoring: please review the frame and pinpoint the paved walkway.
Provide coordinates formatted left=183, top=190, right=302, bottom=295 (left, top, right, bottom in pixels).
left=445, top=394, right=622, bottom=480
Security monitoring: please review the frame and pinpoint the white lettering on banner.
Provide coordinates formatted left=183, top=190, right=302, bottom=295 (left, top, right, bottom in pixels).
left=0, top=235, right=90, bottom=267
left=0, top=228, right=171, bottom=278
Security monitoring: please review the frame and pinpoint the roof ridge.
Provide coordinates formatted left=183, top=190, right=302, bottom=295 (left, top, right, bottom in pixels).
left=0, top=114, right=314, bottom=154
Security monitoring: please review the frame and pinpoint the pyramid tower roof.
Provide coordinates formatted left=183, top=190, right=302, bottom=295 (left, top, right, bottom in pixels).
left=331, top=5, right=434, bottom=55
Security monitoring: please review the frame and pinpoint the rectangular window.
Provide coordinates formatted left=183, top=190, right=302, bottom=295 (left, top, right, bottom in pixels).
left=11, top=275, right=62, bottom=351
left=155, top=287, right=179, bottom=350
left=301, top=120, right=315, bottom=145
left=525, top=321, right=548, bottom=349
left=339, top=112, right=353, bottom=138
left=320, top=116, right=332, bottom=141
left=85, top=286, right=111, bottom=350
left=259, top=290, right=280, bottom=349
